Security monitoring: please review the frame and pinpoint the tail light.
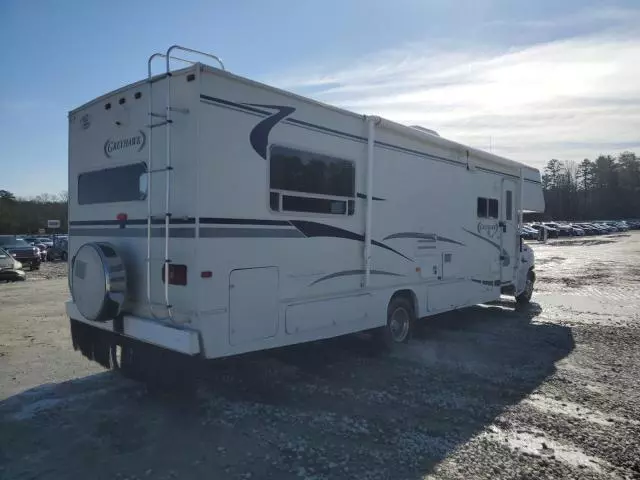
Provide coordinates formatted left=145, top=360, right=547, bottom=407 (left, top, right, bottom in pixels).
left=161, top=264, right=187, bottom=286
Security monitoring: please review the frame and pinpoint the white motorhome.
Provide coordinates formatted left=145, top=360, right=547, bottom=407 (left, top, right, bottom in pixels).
left=66, top=46, right=544, bottom=382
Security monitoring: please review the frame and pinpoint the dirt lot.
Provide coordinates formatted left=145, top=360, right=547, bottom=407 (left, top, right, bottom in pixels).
left=1, top=234, right=640, bottom=480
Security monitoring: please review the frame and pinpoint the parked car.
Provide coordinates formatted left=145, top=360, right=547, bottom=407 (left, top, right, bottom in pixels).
left=529, top=224, right=559, bottom=239
left=519, top=226, right=538, bottom=240
left=613, top=222, right=629, bottom=231
left=0, top=246, right=26, bottom=282
left=568, top=225, right=585, bottom=236
left=545, top=222, right=572, bottom=236
left=0, top=236, right=41, bottom=271
left=627, top=220, right=640, bottom=229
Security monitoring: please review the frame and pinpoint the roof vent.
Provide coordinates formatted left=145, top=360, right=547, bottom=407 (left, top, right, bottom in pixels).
left=410, top=125, right=440, bottom=136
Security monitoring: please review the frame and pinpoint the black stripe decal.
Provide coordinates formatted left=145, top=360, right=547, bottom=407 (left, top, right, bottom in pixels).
left=69, top=228, right=195, bottom=238
left=199, top=217, right=291, bottom=226
left=356, top=193, right=386, bottom=201
left=310, top=269, right=404, bottom=286
left=199, top=94, right=271, bottom=116
left=69, top=218, right=196, bottom=226
left=375, top=140, right=463, bottom=167
left=286, top=118, right=366, bottom=142
left=290, top=220, right=413, bottom=262
left=246, top=104, right=296, bottom=159
left=200, top=227, right=303, bottom=238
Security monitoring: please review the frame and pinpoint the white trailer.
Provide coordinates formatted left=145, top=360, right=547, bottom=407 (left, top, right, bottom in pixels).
left=66, top=46, right=544, bottom=382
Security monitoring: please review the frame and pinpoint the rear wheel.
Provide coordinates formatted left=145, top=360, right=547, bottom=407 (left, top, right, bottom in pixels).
left=516, top=270, right=535, bottom=305
left=373, top=295, right=415, bottom=350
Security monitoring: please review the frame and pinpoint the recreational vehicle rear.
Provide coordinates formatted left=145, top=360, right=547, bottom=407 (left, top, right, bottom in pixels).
left=66, top=46, right=544, bottom=382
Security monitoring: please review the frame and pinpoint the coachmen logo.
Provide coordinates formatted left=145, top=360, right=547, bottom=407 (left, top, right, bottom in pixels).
left=477, top=222, right=499, bottom=238
left=104, top=130, right=146, bottom=158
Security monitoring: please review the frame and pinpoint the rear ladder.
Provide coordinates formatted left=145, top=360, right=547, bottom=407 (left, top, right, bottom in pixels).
left=145, top=45, right=225, bottom=321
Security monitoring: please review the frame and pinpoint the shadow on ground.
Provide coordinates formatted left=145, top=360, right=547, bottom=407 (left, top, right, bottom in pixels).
left=0, top=302, right=574, bottom=480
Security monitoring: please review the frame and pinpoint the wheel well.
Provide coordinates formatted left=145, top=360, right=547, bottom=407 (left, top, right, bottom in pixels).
left=390, top=289, right=418, bottom=315
left=529, top=268, right=536, bottom=281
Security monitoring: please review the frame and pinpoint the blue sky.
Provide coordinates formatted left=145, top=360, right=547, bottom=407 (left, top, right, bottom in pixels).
left=1, top=0, right=639, bottom=197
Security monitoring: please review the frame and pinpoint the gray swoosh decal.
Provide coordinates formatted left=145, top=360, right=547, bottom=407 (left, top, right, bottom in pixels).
left=310, top=269, right=404, bottom=286
left=383, top=232, right=436, bottom=241
left=382, top=232, right=465, bottom=246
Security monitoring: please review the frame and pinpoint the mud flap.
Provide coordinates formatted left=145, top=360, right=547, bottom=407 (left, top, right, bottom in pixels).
left=70, top=319, right=197, bottom=389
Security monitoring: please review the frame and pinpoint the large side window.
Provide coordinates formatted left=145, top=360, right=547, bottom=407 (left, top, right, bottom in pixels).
left=78, top=163, right=147, bottom=205
left=506, top=190, right=513, bottom=220
left=488, top=198, right=499, bottom=219
left=477, top=197, right=499, bottom=219
left=269, top=145, right=355, bottom=215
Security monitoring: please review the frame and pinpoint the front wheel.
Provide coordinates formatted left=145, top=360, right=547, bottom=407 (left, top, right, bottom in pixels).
left=516, top=270, right=535, bottom=305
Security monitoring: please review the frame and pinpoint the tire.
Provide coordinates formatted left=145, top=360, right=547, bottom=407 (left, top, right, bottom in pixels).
left=373, top=295, right=415, bottom=350
left=516, top=270, right=535, bottom=305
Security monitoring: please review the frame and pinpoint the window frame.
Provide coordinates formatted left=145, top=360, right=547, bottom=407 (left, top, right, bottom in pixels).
left=78, top=162, right=148, bottom=205
left=267, top=144, right=356, bottom=217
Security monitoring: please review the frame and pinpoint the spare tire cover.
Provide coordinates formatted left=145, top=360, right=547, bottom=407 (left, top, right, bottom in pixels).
left=71, top=242, right=127, bottom=322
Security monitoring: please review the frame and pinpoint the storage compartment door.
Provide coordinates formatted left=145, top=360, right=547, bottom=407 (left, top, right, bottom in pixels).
left=229, top=267, right=279, bottom=345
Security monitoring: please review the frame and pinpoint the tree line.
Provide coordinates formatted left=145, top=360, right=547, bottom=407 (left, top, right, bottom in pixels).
left=540, top=151, right=640, bottom=221
left=0, top=190, right=68, bottom=235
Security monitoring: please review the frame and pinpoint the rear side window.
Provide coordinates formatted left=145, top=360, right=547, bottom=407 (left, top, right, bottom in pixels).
left=269, top=145, right=355, bottom=215
left=78, top=163, right=147, bottom=205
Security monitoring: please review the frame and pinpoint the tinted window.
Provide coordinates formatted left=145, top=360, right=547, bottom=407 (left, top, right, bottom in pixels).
left=270, top=146, right=355, bottom=198
left=488, top=199, right=499, bottom=219
left=506, top=190, right=513, bottom=220
left=78, top=163, right=147, bottom=205
left=477, top=198, right=487, bottom=218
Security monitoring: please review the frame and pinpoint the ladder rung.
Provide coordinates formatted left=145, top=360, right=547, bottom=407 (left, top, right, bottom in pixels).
left=149, top=112, right=167, bottom=118
left=169, top=107, right=189, bottom=114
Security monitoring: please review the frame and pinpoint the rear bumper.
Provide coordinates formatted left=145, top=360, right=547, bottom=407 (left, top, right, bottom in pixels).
left=65, top=301, right=200, bottom=355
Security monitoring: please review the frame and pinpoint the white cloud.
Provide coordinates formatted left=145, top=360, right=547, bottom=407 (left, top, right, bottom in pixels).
left=266, top=26, right=640, bottom=170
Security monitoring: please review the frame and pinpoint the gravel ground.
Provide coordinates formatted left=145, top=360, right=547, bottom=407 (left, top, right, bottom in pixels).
left=1, top=233, right=639, bottom=480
